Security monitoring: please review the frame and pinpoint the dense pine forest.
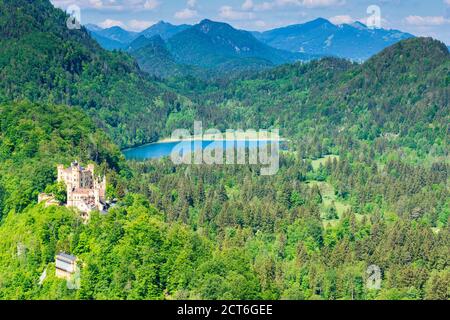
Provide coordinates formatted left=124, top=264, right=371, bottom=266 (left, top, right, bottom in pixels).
left=0, top=0, right=448, bottom=300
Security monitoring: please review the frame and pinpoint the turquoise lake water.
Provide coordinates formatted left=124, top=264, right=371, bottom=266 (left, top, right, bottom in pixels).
left=123, top=140, right=277, bottom=161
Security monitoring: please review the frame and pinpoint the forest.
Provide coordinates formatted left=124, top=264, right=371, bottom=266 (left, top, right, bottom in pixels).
left=0, top=0, right=448, bottom=300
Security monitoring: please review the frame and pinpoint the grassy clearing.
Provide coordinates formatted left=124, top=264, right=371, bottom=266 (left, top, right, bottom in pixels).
left=311, top=155, right=340, bottom=171
left=306, top=180, right=351, bottom=227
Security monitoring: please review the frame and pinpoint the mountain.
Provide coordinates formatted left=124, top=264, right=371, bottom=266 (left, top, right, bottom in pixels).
left=128, top=35, right=190, bottom=78
left=86, top=24, right=128, bottom=50
left=126, top=34, right=155, bottom=51
left=89, top=31, right=127, bottom=50
left=127, top=34, right=269, bottom=79
left=0, top=0, right=192, bottom=148
left=253, top=18, right=414, bottom=61
left=86, top=17, right=415, bottom=71
left=167, top=19, right=312, bottom=69
left=85, top=23, right=103, bottom=32
left=87, top=21, right=189, bottom=51
left=125, top=19, right=316, bottom=78
left=92, top=25, right=138, bottom=44
left=140, top=21, right=190, bottom=40
left=196, top=37, right=449, bottom=153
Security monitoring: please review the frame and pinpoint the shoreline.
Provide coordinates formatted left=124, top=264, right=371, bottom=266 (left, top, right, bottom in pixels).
left=123, top=133, right=286, bottom=151
left=158, top=132, right=285, bottom=143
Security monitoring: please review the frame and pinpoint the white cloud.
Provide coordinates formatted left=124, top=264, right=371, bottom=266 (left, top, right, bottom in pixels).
left=329, top=13, right=390, bottom=28
left=174, top=0, right=199, bottom=20
left=97, top=19, right=155, bottom=31
left=233, top=19, right=299, bottom=31
left=249, top=0, right=345, bottom=11
left=143, top=0, right=160, bottom=10
left=51, top=0, right=160, bottom=11
left=98, top=19, right=127, bottom=29
left=242, top=0, right=254, bottom=10
left=88, top=0, right=103, bottom=8
left=219, top=6, right=255, bottom=20
left=329, top=15, right=353, bottom=25
left=254, top=20, right=266, bottom=27
left=405, top=15, right=450, bottom=26
left=187, top=0, right=197, bottom=8
left=127, top=20, right=155, bottom=31
left=174, top=8, right=198, bottom=19
left=298, top=0, right=345, bottom=8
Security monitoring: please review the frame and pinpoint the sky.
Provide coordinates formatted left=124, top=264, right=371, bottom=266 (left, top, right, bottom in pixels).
left=51, top=0, right=450, bottom=44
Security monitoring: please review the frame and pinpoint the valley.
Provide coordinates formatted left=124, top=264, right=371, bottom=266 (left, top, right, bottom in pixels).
left=0, top=0, right=448, bottom=301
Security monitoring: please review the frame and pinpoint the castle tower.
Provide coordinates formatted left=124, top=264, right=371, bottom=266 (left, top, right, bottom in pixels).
left=101, top=176, right=106, bottom=199
left=57, top=165, right=65, bottom=183
left=71, top=161, right=81, bottom=189
left=94, top=188, right=100, bottom=208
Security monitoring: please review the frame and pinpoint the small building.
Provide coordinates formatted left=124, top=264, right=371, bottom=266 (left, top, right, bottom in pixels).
left=55, top=253, right=77, bottom=280
left=38, top=193, right=60, bottom=207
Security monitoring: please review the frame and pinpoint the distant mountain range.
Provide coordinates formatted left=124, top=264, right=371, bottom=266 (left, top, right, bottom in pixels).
left=86, top=18, right=416, bottom=77
left=86, top=25, right=138, bottom=50
left=88, top=20, right=313, bottom=77
left=140, top=21, right=190, bottom=40
left=166, top=19, right=309, bottom=67
left=252, top=18, right=414, bottom=61
left=86, top=21, right=186, bottom=50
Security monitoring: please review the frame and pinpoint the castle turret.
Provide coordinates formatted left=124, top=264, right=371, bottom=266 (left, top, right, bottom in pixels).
left=101, top=176, right=106, bottom=199
left=57, top=165, right=65, bottom=183
left=71, top=162, right=81, bottom=189
left=87, top=164, right=95, bottom=175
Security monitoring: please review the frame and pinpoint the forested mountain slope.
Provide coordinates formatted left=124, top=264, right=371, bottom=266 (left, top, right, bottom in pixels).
left=0, top=101, right=124, bottom=219
left=0, top=0, right=193, bottom=148
left=127, top=35, right=196, bottom=79
left=192, top=37, right=449, bottom=157
left=167, top=19, right=311, bottom=69
left=89, top=19, right=314, bottom=75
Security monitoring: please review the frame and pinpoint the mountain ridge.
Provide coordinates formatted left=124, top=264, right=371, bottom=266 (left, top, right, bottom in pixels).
left=87, top=17, right=417, bottom=62
left=140, top=21, right=191, bottom=40
left=166, top=19, right=311, bottom=69
left=252, top=18, right=414, bottom=61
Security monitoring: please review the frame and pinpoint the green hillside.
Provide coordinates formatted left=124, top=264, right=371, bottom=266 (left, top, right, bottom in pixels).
left=190, top=38, right=449, bottom=158
left=0, top=101, right=124, bottom=219
left=128, top=35, right=195, bottom=79
left=0, top=0, right=193, bottom=149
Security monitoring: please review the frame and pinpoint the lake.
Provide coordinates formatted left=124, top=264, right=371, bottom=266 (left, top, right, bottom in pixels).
left=123, top=140, right=278, bottom=161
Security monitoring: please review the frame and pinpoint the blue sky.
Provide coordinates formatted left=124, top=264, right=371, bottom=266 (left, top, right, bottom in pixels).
left=51, top=0, right=450, bottom=44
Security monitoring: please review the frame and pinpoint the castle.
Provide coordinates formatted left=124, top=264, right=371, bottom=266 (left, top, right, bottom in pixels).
left=57, top=161, right=107, bottom=218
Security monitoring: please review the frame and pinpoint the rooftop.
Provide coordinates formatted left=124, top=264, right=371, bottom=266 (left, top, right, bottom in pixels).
left=56, top=252, right=76, bottom=262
